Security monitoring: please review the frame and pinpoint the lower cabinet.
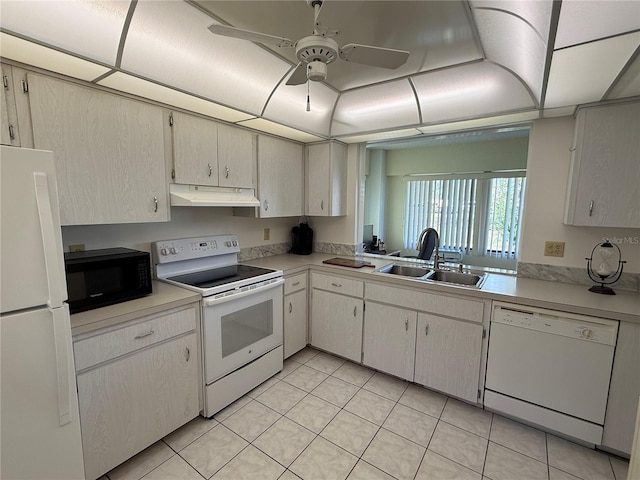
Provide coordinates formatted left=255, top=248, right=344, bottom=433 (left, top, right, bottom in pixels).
left=284, top=272, right=308, bottom=359
left=414, top=313, right=483, bottom=403
left=73, top=304, right=200, bottom=480
left=362, top=302, right=417, bottom=381
left=311, top=289, right=363, bottom=363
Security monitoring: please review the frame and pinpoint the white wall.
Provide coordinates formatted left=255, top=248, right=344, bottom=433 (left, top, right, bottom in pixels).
left=519, top=116, right=639, bottom=273
left=62, top=207, right=298, bottom=254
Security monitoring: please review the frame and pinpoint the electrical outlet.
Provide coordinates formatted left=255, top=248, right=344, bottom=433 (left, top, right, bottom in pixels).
left=69, top=244, right=85, bottom=252
left=544, top=241, right=565, bottom=257
left=263, top=228, right=270, bottom=241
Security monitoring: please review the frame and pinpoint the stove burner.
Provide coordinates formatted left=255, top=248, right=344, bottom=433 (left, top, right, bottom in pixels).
left=167, top=264, right=276, bottom=289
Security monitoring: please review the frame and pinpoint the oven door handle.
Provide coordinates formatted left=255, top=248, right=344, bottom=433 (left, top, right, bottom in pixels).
left=202, top=278, right=284, bottom=307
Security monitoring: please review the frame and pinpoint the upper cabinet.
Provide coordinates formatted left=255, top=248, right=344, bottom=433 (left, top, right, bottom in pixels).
left=171, top=113, right=256, bottom=189
left=217, top=124, right=256, bottom=189
left=255, top=135, right=303, bottom=218
left=27, top=73, right=169, bottom=225
left=305, top=141, right=348, bottom=216
left=171, top=111, right=218, bottom=187
left=564, top=100, right=640, bottom=228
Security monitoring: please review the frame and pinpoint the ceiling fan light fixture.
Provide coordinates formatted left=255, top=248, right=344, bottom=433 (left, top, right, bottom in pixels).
left=307, top=61, right=327, bottom=82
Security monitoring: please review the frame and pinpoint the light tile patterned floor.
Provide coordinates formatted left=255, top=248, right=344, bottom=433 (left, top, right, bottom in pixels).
left=103, top=347, right=630, bottom=480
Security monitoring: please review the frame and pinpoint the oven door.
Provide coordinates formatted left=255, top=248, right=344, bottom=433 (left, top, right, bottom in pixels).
left=202, top=278, right=284, bottom=385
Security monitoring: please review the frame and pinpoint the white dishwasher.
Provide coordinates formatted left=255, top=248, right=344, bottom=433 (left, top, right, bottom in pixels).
left=485, top=302, right=618, bottom=445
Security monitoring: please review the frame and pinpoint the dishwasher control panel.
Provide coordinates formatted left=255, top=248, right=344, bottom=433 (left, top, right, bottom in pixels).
left=492, top=303, right=618, bottom=346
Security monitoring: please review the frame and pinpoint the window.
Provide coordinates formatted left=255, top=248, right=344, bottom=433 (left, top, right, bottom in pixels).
left=404, top=173, right=525, bottom=259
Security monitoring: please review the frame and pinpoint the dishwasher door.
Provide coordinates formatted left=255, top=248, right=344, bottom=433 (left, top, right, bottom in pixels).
left=486, top=302, right=618, bottom=426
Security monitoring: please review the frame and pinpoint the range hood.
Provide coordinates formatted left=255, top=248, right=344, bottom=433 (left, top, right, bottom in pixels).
left=169, top=184, right=260, bottom=207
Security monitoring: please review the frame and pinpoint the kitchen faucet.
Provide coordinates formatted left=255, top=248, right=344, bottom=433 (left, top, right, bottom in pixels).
left=433, top=230, right=441, bottom=270
left=416, top=227, right=441, bottom=269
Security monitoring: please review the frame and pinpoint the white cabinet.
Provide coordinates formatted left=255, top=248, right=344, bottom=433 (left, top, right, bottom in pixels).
left=305, top=141, right=348, bottom=216
left=217, top=123, right=256, bottom=189
left=171, top=115, right=255, bottom=189
left=1, top=63, right=21, bottom=146
left=27, top=73, right=169, bottom=225
left=602, top=321, right=640, bottom=455
left=363, top=302, right=417, bottom=381
left=310, top=273, right=364, bottom=363
left=256, top=135, right=303, bottom=217
left=74, top=304, right=200, bottom=480
left=414, top=313, right=483, bottom=403
left=171, top=111, right=218, bottom=186
left=565, top=100, right=640, bottom=227
left=284, top=272, right=308, bottom=359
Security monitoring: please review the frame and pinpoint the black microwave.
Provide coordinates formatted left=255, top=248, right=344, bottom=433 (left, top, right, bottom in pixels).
left=64, top=248, right=152, bottom=314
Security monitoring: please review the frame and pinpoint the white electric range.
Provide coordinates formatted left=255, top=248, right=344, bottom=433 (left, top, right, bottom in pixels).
left=152, top=235, right=284, bottom=417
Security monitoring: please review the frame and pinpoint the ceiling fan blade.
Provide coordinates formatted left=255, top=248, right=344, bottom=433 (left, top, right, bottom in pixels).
left=208, top=24, right=294, bottom=48
left=286, top=63, right=308, bottom=86
left=339, top=44, right=410, bottom=69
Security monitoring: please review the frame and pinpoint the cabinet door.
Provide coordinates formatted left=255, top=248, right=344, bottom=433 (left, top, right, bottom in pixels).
left=27, top=73, right=168, bottom=225
left=217, top=124, right=255, bottom=188
left=257, top=135, right=303, bottom=217
left=284, top=289, right=308, bottom=359
left=415, top=313, right=482, bottom=403
left=77, top=332, right=199, bottom=480
left=567, top=101, right=640, bottom=227
left=1, top=63, right=20, bottom=146
left=172, top=111, right=218, bottom=186
left=363, top=302, right=417, bottom=381
left=602, top=321, right=640, bottom=455
left=306, top=143, right=331, bottom=216
left=311, top=289, right=363, bottom=362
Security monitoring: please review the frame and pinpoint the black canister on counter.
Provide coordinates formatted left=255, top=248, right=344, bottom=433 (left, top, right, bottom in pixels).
left=291, top=218, right=313, bottom=255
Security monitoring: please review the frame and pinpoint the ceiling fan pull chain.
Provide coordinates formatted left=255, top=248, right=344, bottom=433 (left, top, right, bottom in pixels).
left=306, top=81, right=311, bottom=112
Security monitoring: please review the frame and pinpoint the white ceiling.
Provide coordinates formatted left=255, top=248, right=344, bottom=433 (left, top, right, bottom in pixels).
left=0, top=1, right=638, bottom=144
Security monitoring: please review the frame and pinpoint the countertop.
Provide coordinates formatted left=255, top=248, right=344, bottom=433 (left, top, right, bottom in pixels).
left=246, top=253, right=640, bottom=324
left=70, top=281, right=201, bottom=336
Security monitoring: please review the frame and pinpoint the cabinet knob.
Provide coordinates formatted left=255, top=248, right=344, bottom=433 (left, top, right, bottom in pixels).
left=208, top=163, right=213, bottom=177
left=321, top=200, right=324, bottom=211
left=134, top=330, right=155, bottom=340
left=405, top=319, right=408, bottom=331
left=263, top=199, right=269, bottom=211
left=289, top=302, right=293, bottom=314
left=185, top=346, right=191, bottom=362
left=589, top=200, right=594, bottom=217
left=153, top=196, right=158, bottom=213
left=353, top=306, right=357, bottom=317
left=225, top=165, right=230, bottom=178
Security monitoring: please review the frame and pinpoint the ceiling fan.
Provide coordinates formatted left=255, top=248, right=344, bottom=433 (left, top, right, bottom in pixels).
left=207, top=0, right=410, bottom=86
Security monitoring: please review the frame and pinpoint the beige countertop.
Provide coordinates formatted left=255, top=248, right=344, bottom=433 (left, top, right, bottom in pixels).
left=246, top=253, right=640, bottom=324
left=70, top=281, right=201, bottom=336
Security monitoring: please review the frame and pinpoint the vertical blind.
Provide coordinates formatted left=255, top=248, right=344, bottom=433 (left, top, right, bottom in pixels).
left=404, top=175, right=526, bottom=259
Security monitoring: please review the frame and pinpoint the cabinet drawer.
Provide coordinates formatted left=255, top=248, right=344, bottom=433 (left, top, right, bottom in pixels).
left=312, top=272, right=364, bottom=298
left=74, top=305, right=197, bottom=371
left=366, top=282, right=483, bottom=323
left=285, top=272, right=307, bottom=295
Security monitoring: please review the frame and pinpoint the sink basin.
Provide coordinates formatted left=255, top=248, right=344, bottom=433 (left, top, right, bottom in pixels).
left=376, top=264, right=432, bottom=278
left=424, top=270, right=485, bottom=288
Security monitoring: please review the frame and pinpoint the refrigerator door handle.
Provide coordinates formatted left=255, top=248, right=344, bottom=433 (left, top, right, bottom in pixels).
left=51, top=305, right=72, bottom=426
left=33, top=172, right=66, bottom=308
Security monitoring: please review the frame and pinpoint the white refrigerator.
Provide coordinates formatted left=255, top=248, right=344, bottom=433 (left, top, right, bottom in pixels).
left=1, top=146, right=85, bottom=479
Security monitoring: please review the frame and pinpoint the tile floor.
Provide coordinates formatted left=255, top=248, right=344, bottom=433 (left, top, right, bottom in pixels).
left=102, top=348, right=630, bottom=480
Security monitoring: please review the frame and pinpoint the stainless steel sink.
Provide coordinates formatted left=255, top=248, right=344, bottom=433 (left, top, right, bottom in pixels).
left=376, top=264, right=432, bottom=278
left=424, top=270, right=485, bottom=288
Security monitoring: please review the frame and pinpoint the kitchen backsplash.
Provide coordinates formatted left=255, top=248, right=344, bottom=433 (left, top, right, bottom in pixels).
left=239, top=241, right=360, bottom=261
left=517, top=262, right=639, bottom=293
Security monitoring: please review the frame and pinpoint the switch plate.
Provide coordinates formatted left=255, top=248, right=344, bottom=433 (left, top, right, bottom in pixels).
left=69, top=244, right=85, bottom=252
left=544, top=241, right=565, bottom=257
left=263, top=228, right=270, bottom=241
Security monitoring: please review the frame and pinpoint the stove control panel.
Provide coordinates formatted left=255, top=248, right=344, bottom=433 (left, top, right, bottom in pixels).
left=152, top=235, right=241, bottom=264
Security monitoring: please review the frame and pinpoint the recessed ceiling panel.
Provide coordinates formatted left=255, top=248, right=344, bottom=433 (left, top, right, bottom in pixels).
left=331, top=79, right=420, bottom=136
left=237, top=118, right=324, bottom=143
left=471, top=1, right=553, bottom=40
left=413, top=62, right=534, bottom=124
left=121, top=1, right=291, bottom=116
left=263, top=81, right=339, bottom=137
left=606, top=52, right=640, bottom=100
left=97, top=72, right=254, bottom=123
left=555, top=0, right=640, bottom=49
left=473, top=8, right=547, bottom=103
left=194, top=1, right=482, bottom=91
left=546, top=32, right=640, bottom=108
left=0, top=33, right=110, bottom=81
left=0, top=0, right=129, bottom=65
